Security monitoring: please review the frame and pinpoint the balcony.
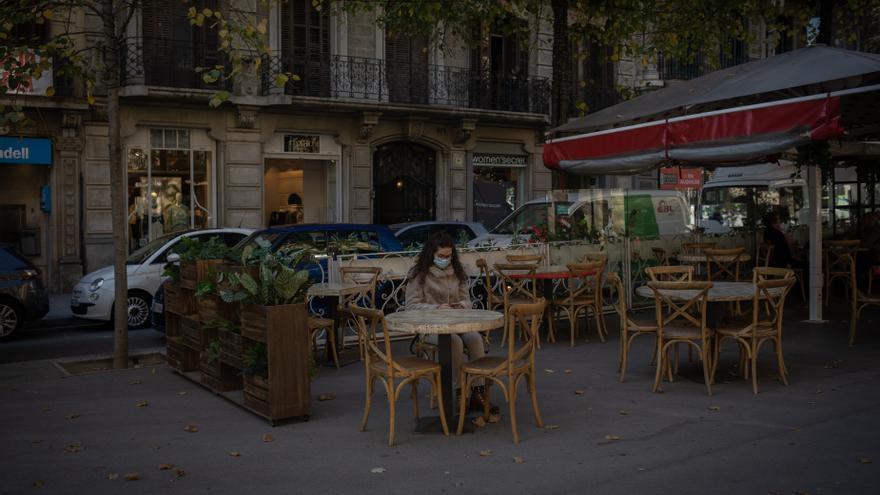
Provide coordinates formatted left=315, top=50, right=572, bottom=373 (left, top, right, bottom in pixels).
left=262, top=53, right=550, bottom=114
left=569, top=87, right=621, bottom=116
left=121, top=38, right=228, bottom=90
left=657, top=49, right=752, bottom=81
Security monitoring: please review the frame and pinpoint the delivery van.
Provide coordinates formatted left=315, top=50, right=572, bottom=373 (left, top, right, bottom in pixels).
left=468, top=189, right=693, bottom=247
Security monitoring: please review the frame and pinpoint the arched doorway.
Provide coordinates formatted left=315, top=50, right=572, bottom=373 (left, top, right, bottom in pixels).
left=373, top=142, right=436, bottom=225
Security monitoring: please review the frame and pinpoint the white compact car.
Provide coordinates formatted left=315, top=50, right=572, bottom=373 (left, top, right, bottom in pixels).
left=70, top=228, right=252, bottom=328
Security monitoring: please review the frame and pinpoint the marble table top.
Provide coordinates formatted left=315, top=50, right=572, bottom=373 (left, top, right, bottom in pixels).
left=307, top=282, right=362, bottom=297
left=635, top=281, right=781, bottom=302
left=385, top=309, right=505, bottom=335
left=676, top=253, right=752, bottom=263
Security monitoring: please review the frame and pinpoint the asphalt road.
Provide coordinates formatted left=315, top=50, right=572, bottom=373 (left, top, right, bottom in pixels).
left=0, top=319, right=166, bottom=364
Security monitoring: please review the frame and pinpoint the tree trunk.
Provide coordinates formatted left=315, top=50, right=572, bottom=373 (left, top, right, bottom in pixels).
left=102, top=0, right=129, bottom=369
left=550, top=0, right=571, bottom=128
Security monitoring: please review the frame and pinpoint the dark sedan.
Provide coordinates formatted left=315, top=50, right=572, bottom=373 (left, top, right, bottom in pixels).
left=0, top=244, right=49, bottom=339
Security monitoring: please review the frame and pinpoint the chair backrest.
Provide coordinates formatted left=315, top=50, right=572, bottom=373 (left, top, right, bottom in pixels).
left=493, top=263, right=539, bottom=304
left=825, top=240, right=860, bottom=274
left=681, top=242, right=717, bottom=254
left=605, top=272, right=628, bottom=331
left=349, top=305, right=396, bottom=376
left=704, top=247, right=745, bottom=281
left=506, top=254, right=544, bottom=265
left=752, top=266, right=794, bottom=283
left=476, top=258, right=502, bottom=304
left=748, top=277, right=795, bottom=335
left=505, top=299, right=546, bottom=371
left=340, top=266, right=382, bottom=308
left=645, top=265, right=694, bottom=282
left=565, top=261, right=605, bottom=301
left=652, top=247, right=670, bottom=266
left=756, top=242, right=774, bottom=268
left=647, top=281, right=712, bottom=341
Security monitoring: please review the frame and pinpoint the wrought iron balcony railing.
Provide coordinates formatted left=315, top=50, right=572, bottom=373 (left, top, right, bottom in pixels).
left=657, top=49, right=752, bottom=81
left=569, top=87, right=621, bottom=116
left=121, top=37, right=228, bottom=90
left=262, top=53, right=550, bottom=114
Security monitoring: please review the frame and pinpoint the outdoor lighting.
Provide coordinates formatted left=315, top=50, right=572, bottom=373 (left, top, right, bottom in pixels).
left=395, top=179, right=404, bottom=189
left=89, top=278, right=104, bottom=292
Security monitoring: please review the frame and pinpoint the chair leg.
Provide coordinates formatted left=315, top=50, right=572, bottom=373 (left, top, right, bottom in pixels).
left=849, top=304, right=858, bottom=346
left=509, top=379, right=520, bottom=444
left=594, top=305, right=606, bottom=343
left=411, top=382, right=420, bottom=420
left=750, top=341, right=759, bottom=395
left=618, top=331, right=628, bottom=382
left=775, top=339, right=789, bottom=385
left=652, top=344, right=665, bottom=393
left=434, top=372, right=450, bottom=436
left=360, top=374, right=375, bottom=432
left=327, top=327, right=340, bottom=369
left=569, top=307, right=577, bottom=348
left=701, top=344, right=713, bottom=396
left=456, top=373, right=472, bottom=435
left=386, top=381, right=397, bottom=446
left=527, top=372, right=543, bottom=427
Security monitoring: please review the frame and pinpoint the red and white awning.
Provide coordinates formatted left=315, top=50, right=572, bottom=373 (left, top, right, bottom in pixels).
left=543, top=85, right=880, bottom=175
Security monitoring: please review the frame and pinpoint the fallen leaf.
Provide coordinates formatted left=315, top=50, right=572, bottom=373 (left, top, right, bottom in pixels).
left=563, top=369, right=573, bottom=374
left=124, top=473, right=140, bottom=481
left=574, top=389, right=585, bottom=395
left=513, top=456, right=524, bottom=464
left=370, top=467, right=386, bottom=474
left=543, top=369, right=555, bottom=374
left=136, top=401, right=149, bottom=408
left=544, top=425, right=560, bottom=431
left=32, top=480, right=44, bottom=487
left=858, top=457, right=872, bottom=464
left=318, top=394, right=336, bottom=401
left=229, top=451, right=241, bottom=457
left=175, top=469, right=186, bottom=478
left=106, top=473, right=119, bottom=480
left=708, top=406, right=721, bottom=411
left=261, top=433, right=274, bottom=443
left=619, top=410, right=629, bottom=416
left=479, top=450, right=493, bottom=457
left=151, top=368, right=157, bottom=374
left=183, top=424, right=199, bottom=433
left=65, top=413, right=80, bottom=420
left=158, top=464, right=174, bottom=470
left=177, top=391, right=187, bottom=396
left=604, top=434, right=621, bottom=441
left=129, top=380, right=142, bottom=385
left=64, top=442, right=83, bottom=453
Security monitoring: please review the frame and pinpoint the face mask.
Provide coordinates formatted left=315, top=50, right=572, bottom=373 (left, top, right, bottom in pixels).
left=433, top=257, right=451, bottom=269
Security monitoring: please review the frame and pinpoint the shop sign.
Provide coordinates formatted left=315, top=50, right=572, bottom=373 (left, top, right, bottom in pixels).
left=0, top=137, right=52, bottom=165
left=659, top=167, right=702, bottom=190
left=283, top=134, right=320, bottom=153
left=472, top=153, right=528, bottom=168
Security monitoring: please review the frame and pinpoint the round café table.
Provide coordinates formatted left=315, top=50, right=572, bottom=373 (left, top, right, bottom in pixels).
left=385, top=309, right=504, bottom=432
left=675, top=253, right=752, bottom=264
left=635, top=281, right=781, bottom=302
left=307, top=282, right=362, bottom=365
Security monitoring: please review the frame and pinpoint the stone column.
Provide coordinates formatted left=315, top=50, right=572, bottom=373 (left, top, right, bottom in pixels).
left=54, top=112, right=85, bottom=291
left=449, top=150, right=467, bottom=221
left=223, top=106, right=263, bottom=228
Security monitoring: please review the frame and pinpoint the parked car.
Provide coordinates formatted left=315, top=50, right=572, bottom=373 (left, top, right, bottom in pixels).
left=0, top=244, right=49, bottom=339
left=151, top=280, right=168, bottom=331
left=390, top=221, right=488, bottom=249
left=239, top=223, right=404, bottom=260
left=71, top=228, right=253, bottom=329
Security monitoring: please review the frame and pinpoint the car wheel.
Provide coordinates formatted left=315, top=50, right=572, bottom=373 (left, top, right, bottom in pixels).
left=127, top=293, right=152, bottom=329
left=0, top=300, right=23, bottom=340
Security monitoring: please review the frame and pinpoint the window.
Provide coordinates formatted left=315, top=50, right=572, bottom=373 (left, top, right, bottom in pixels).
left=126, top=128, right=213, bottom=252
left=280, top=0, right=330, bottom=96
left=329, top=231, right=381, bottom=254
left=279, top=231, right=328, bottom=251
left=396, top=226, right=433, bottom=248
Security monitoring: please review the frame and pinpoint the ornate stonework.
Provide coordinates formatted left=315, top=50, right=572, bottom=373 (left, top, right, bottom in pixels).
left=454, top=119, right=477, bottom=145
left=358, top=112, right=381, bottom=143
left=235, top=106, right=258, bottom=129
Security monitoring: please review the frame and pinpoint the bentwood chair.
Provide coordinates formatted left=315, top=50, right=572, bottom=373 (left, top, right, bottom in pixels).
left=607, top=273, right=658, bottom=382
left=704, top=247, right=745, bottom=282
left=456, top=299, right=546, bottom=444
left=645, top=265, right=694, bottom=282
left=681, top=242, right=717, bottom=254
left=350, top=305, right=449, bottom=446
left=506, top=254, right=545, bottom=265
left=308, top=314, right=339, bottom=368
left=824, top=240, right=860, bottom=306
left=756, top=242, right=774, bottom=269
left=555, top=261, right=607, bottom=345
left=475, top=258, right=505, bottom=345
left=493, top=263, right=539, bottom=345
left=712, top=276, right=795, bottom=393
left=339, top=267, right=383, bottom=358
left=846, top=253, right=880, bottom=346
left=652, top=247, right=672, bottom=266
left=648, top=281, right=714, bottom=395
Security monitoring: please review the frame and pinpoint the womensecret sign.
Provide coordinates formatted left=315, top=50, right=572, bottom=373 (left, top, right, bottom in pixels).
left=0, top=137, right=53, bottom=165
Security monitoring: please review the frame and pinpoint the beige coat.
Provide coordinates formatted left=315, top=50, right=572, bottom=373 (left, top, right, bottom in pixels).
left=405, top=266, right=471, bottom=310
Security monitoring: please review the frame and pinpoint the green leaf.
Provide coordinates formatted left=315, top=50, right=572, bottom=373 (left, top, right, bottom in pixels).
left=274, top=73, right=289, bottom=86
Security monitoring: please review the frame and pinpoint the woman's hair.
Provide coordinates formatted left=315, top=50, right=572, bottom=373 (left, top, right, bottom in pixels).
left=763, top=212, right=779, bottom=229
left=410, top=231, right=467, bottom=283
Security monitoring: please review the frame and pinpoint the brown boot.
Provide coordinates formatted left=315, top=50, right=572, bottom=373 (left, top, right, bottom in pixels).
left=469, top=386, right=500, bottom=415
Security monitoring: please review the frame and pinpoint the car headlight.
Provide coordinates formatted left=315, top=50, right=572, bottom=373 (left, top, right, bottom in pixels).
left=89, top=278, right=104, bottom=292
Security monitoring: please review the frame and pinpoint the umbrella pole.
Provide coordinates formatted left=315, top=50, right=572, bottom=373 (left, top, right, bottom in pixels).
left=807, top=165, right=824, bottom=322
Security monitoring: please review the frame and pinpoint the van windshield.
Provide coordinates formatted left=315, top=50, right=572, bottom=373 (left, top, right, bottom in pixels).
left=493, top=202, right=572, bottom=235
left=701, top=185, right=804, bottom=229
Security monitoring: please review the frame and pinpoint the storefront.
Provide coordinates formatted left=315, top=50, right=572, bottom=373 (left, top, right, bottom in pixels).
left=470, top=145, right=528, bottom=229
left=0, top=136, right=53, bottom=274
left=125, top=127, right=215, bottom=252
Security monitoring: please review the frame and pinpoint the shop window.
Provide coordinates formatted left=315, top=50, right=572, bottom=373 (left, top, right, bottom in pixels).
left=473, top=166, right=519, bottom=230
left=126, top=128, right=213, bottom=252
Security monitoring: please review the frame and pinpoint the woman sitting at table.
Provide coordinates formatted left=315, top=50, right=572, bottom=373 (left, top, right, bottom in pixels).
left=763, top=212, right=806, bottom=270
left=405, top=231, right=496, bottom=415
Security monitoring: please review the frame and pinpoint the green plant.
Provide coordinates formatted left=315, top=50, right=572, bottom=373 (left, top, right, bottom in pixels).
left=195, top=279, right=216, bottom=298
left=220, top=246, right=313, bottom=306
left=162, top=263, right=181, bottom=284
left=203, top=317, right=239, bottom=334
left=206, top=339, right=222, bottom=365
left=242, top=344, right=268, bottom=378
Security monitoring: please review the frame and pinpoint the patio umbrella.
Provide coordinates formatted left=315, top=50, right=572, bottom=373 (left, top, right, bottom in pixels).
left=544, top=45, right=880, bottom=175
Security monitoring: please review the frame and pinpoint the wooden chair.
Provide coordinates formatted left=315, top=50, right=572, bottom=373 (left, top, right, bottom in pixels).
left=704, top=247, right=745, bottom=281
left=645, top=265, right=694, bottom=282
left=824, top=240, right=860, bottom=306
left=493, top=263, right=539, bottom=345
left=607, top=273, right=658, bottom=382
left=339, top=267, right=382, bottom=358
left=756, top=241, right=774, bottom=268
left=555, top=261, right=607, bottom=346
left=456, top=299, right=546, bottom=444
left=711, top=276, right=795, bottom=393
left=350, top=305, right=449, bottom=446
left=647, top=281, right=714, bottom=395
left=846, top=253, right=880, bottom=346
left=681, top=242, right=717, bottom=254
left=506, top=254, right=544, bottom=265
left=475, top=258, right=504, bottom=345
left=652, top=247, right=671, bottom=266
left=308, top=315, right=339, bottom=368
left=753, top=266, right=794, bottom=282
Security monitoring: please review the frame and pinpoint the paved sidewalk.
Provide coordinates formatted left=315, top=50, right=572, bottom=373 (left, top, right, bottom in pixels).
left=1, top=305, right=879, bottom=495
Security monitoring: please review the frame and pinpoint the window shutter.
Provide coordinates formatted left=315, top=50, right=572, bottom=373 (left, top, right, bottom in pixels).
left=280, top=0, right=329, bottom=96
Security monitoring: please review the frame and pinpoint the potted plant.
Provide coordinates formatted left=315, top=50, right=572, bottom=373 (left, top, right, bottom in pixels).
left=241, top=343, right=270, bottom=416
left=200, top=338, right=241, bottom=391
left=205, top=317, right=244, bottom=369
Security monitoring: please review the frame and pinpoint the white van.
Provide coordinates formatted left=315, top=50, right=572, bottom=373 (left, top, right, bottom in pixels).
left=698, top=162, right=809, bottom=235
left=468, top=189, right=693, bottom=247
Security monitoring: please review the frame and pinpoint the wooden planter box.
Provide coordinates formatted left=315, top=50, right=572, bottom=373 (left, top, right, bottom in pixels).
left=181, top=315, right=204, bottom=350
left=219, top=330, right=243, bottom=369
left=180, top=259, right=225, bottom=290
left=200, top=352, right=242, bottom=392
left=167, top=338, right=199, bottom=372
left=240, top=303, right=311, bottom=420
left=165, top=283, right=196, bottom=317
left=243, top=374, right=271, bottom=417
left=197, top=294, right=220, bottom=323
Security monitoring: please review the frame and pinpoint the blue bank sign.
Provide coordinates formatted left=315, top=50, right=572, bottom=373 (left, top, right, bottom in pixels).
left=0, top=137, right=53, bottom=165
